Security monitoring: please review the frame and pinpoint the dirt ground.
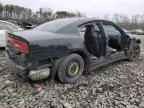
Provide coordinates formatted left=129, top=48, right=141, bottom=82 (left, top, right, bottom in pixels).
left=0, top=36, right=144, bottom=108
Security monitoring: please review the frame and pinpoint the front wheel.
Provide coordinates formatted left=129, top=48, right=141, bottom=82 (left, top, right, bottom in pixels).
left=129, top=44, right=140, bottom=61
left=57, top=54, right=84, bottom=84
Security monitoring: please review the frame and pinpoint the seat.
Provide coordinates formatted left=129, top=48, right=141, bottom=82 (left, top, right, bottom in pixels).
left=84, top=25, right=101, bottom=57
left=108, top=35, right=121, bottom=50
left=84, top=25, right=94, bottom=53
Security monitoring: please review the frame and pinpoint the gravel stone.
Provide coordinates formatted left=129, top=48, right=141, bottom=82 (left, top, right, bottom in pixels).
left=0, top=36, right=144, bottom=108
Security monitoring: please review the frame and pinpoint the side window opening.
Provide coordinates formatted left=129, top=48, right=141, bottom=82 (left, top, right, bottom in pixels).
left=103, top=24, right=121, bottom=39
left=102, top=23, right=122, bottom=51
left=79, top=23, right=105, bottom=57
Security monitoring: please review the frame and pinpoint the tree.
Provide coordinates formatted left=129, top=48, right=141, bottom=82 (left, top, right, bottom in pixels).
left=113, top=14, right=120, bottom=23
left=4, top=4, right=10, bottom=19
left=0, top=3, right=4, bottom=18
left=9, top=4, right=14, bottom=19
left=0, top=2, right=87, bottom=24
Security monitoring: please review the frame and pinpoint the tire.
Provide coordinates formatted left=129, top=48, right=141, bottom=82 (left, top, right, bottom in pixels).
left=57, top=54, right=84, bottom=84
left=50, top=57, right=64, bottom=80
left=129, top=44, right=140, bottom=61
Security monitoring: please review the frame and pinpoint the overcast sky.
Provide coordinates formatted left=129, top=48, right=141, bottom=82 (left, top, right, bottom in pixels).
left=1, top=0, right=143, bottom=17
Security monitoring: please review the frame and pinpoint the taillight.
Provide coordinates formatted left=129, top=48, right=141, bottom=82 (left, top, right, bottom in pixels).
left=8, top=37, right=29, bottom=53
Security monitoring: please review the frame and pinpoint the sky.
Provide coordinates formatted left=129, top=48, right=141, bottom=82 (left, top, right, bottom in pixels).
left=0, top=0, right=143, bottom=17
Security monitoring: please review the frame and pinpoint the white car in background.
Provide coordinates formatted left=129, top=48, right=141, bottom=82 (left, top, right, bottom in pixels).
left=0, top=20, right=23, bottom=47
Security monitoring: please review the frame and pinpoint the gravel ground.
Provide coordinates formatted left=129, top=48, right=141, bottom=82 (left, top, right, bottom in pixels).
left=0, top=36, right=144, bottom=108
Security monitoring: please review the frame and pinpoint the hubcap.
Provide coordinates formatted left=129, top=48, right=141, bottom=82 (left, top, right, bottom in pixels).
left=66, top=61, right=80, bottom=77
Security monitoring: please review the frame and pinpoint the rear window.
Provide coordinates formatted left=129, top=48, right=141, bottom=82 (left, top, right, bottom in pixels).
left=35, top=19, right=77, bottom=33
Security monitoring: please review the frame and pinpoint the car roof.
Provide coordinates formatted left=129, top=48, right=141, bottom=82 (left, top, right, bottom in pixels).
left=35, top=18, right=113, bottom=34
left=54, top=18, right=112, bottom=34
left=55, top=17, right=110, bottom=24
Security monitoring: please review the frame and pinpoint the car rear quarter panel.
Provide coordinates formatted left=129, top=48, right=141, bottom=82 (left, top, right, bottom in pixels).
left=29, top=36, right=86, bottom=58
left=24, top=35, right=87, bottom=70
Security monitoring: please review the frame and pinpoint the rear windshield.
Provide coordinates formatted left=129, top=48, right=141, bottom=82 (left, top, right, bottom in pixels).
left=35, top=19, right=77, bottom=33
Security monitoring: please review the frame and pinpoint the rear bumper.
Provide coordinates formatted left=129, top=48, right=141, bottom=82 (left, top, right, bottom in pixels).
left=6, top=46, right=53, bottom=70
left=6, top=53, right=29, bottom=78
left=6, top=52, right=26, bottom=70
left=6, top=53, right=51, bottom=81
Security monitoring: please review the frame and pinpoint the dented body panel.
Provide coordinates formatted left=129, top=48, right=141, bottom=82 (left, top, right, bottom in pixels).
left=6, top=18, right=141, bottom=80
left=6, top=29, right=89, bottom=70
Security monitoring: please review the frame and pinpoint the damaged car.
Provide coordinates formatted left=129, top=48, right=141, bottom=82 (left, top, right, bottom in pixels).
left=6, top=18, right=141, bottom=84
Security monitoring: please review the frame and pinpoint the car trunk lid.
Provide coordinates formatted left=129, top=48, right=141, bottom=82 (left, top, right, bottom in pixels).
left=12, top=29, right=67, bottom=42
left=7, top=29, right=74, bottom=54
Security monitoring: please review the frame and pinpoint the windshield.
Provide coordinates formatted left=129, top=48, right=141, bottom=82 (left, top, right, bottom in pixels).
left=35, top=18, right=77, bottom=33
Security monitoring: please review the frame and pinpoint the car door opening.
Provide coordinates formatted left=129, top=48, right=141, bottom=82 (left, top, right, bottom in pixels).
left=83, top=24, right=105, bottom=57
left=103, top=23, right=122, bottom=51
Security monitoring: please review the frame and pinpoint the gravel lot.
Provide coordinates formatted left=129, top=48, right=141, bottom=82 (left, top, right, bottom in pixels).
left=0, top=36, right=144, bottom=108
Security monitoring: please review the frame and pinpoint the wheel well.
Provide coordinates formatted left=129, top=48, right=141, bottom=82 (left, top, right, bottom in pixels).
left=68, top=51, right=89, bottom=66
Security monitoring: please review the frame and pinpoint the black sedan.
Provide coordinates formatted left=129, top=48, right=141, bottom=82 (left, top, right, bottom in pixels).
left=6, top=18, right=141, bottom=84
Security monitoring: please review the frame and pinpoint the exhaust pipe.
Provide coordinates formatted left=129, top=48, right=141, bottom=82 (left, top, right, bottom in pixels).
left=28, top=68, right=50, bottom=81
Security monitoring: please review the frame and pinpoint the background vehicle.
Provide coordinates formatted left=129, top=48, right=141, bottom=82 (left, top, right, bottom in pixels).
left=0, top=20, right=23, bottom=47
left=7, top=20, right=23, bottom=28
left=21, top=21, right=37, bottom=29
left=122, top=29, right=131, bottom=34
left=6, top=18, right=141, bottom=84
left=130, top=29, right=144, bottom=35
left=7, top=20, right=37, bottom=29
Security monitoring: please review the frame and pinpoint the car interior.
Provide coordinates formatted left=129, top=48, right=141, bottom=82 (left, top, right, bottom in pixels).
left=83, top=24, right=104, bottom=57
left=102, top=24, right=122, bottom=51
left=82, top=23, right=122, bottom=58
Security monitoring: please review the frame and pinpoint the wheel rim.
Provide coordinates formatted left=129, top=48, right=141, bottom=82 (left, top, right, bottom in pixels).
left=66, top=61, right=80, bottom=77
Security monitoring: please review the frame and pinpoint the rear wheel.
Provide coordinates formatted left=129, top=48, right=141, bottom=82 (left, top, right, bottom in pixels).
left=129, top=44, right=140, bottom=61
left=57, top=54, right=84, bottom=84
